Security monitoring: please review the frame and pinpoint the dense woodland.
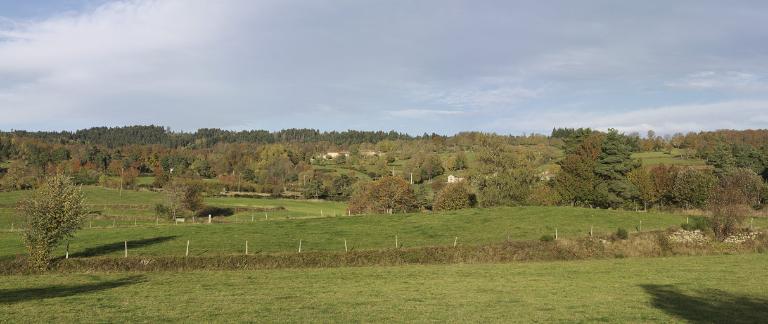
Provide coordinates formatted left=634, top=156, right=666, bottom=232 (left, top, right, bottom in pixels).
left=1, top=126, right=767, bottom=216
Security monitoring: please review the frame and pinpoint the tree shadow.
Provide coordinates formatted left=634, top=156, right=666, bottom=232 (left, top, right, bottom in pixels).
left=0, top=275, right=146, bottom=304
left=68, top=236, right=177, bottom=258
left=641, top=284, right=768, bottom=323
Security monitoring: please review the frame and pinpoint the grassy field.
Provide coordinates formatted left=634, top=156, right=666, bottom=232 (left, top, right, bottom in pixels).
left=1, top=253, right=766, bottom=322
left=632, top=150, right=707, bottom=166
left=4, top=205, right=759, bottom=259
left=0, top=186, right=347, bottom=228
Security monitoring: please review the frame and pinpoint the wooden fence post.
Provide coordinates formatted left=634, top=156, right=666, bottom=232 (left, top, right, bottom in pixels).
left=208, top=214, right=212, bottom=224
left=453, top=237, right=458, bottom=247
left=245, top=240, right=249, bottom=255
left=66, top=242, right=69, bottom=259
left=186, top=240, right=190, bottom=257
left=344, top=239, right=348, bottom=252
left=555, top=228, right=558, bottom=240
left=298, top=240, right=302, bottom=253
left=395, top=235, right=398, bottom=248
left=124, top=241, right=128, bottom=258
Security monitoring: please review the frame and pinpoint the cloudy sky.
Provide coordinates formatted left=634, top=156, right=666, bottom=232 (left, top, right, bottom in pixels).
left=0, top=0, right=767, bottom=135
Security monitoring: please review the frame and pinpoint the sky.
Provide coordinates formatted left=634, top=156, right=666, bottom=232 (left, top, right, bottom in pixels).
left=0, top=0, right=767, bottom=135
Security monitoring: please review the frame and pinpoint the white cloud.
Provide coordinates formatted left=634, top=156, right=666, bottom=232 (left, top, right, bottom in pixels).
left=0, top=1, right=767, bottom=134
left=387, top=109, right=465, bottom=118
left=666, top=71, right=768, bottom=92
left=487, top=100, right=768, bottom=135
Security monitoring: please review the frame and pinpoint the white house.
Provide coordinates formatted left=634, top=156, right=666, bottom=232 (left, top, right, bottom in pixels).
left=447, top=174, right=465, bottom=184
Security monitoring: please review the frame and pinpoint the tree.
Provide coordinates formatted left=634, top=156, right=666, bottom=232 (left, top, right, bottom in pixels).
left=164, top=181, right=185, bottom=220
left=707, top=142, right=736, bottom=175
left=19, top=175, right=88, bottom=270
left=555, top=132, right=603, bottom=206
left=329, top=174, right=356, bottom=200
left=348, top=176, right=417, bottom=214
left=627, top=167, right=658, bottom=210
left=302, top=178, right=327, bottom=199
left=527, top=182, right=562, bottom=206
left=449, top=151, right=468, bottom=171
left=708, top=170, right=758, bottom=240
left=474, top=136, right=538, bottom=207
left=672, top=168, right=716, bottom=209
left=649, top=165, right=678, bottom=207
left=433, top=183, right=476, bottom=211
left=182, top=183, right=204, bottom=212
left=593, top=129, right=640, bottom=208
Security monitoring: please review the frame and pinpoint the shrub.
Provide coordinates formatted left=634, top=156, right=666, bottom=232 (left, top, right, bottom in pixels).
left=348, top=176, right=417, bottom=214
left=616, top=228, right=629, bottom=240
left=540, top=234, right=555, bottom=242
left=196, top=206, right=234, bottom=217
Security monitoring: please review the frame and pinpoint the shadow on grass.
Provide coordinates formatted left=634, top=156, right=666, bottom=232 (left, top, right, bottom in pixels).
left=641, top=284, right=768, bottom=323
left=68, top=236, right=177, bottom=258
left=0, top=275, right=145, bottom=304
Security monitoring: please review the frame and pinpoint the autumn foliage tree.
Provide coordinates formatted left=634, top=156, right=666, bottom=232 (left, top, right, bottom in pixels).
left=433, top=183, right=476, bottom=211
left=627, top=167, right=658, bottom=210
left=348, top=176, right=417, bottom=214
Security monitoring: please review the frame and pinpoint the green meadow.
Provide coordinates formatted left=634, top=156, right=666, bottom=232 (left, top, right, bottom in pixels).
left=1, top=254, right=766, bottom=322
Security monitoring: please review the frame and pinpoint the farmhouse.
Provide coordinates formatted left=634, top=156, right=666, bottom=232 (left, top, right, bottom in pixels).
left=360, top=150, right=381, bottom=157
left=324, top=151, right=350, bottom=159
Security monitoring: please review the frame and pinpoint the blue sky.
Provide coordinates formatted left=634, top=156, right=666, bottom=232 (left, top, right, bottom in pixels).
left=0, top=0, right=767, bottom=135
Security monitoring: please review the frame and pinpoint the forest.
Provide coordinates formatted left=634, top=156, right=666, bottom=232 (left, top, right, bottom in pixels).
left=1, top=126, right=766, bottom=218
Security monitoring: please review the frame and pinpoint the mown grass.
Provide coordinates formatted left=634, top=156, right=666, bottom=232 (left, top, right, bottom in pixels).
left=1, top=254, right=766, bottom=322
left=3, top=206, right=753, bottom=258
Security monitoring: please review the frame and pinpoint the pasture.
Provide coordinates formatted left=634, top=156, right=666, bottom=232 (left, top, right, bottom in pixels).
left=4, top=204, right=761, bottom=259
left=1, top=254, right=766, bottom=322
left=632, top=150, right=707, bottom=166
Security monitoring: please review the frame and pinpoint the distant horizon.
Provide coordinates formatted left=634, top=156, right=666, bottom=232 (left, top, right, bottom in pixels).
left=2, top=124, right=767, bottom=138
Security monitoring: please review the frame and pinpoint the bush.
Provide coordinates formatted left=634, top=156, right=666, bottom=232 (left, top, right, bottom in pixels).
left=154, top=204, right=169, bottom=217
left=616, top=228, right=629, bottom=240
left=196, top=206, right=234, bottom=217
left=681, top=216, right=710, bottom=232
left=540, top=234, right=555, bottom=242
